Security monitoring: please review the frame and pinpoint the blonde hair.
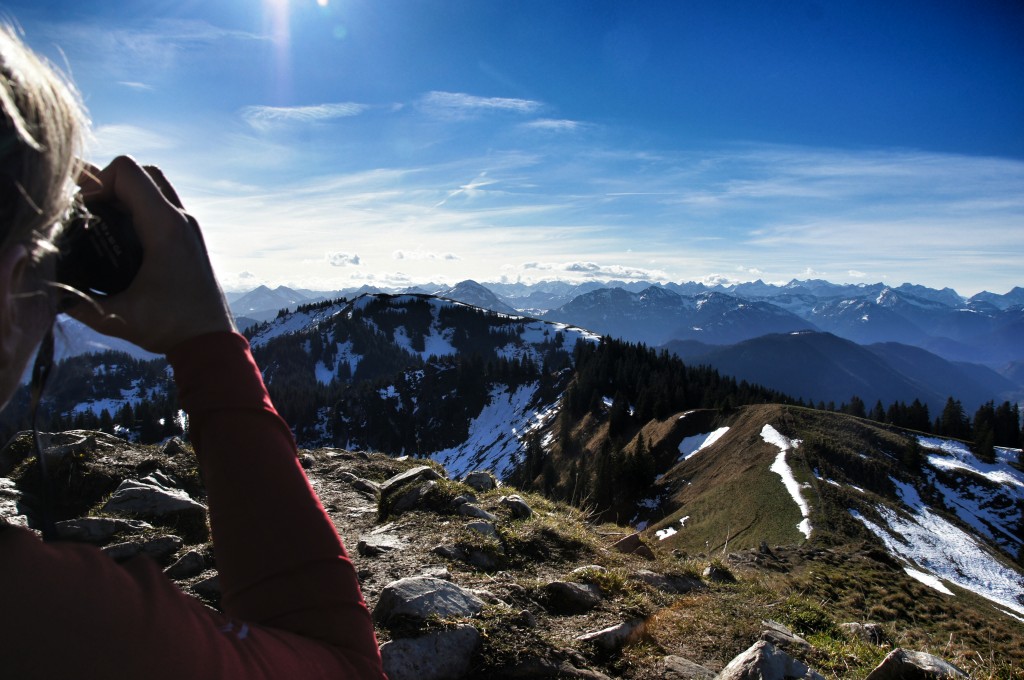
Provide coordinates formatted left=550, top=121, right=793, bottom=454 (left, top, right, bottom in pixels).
left=0, top=24, right=86, bottom=260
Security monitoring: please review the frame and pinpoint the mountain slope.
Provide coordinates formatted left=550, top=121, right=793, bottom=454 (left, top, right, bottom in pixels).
left=246, top=294, right=600, bottom=475
left=543, top=287, right=814, bottom=346
left=4, top=429, right=1022, bottom=678
left=635, top=404, right=1024, bottom=619
left=664, top=331, right=1020, bottom=413
left=228, top=284, right=320, bottom=322
left=432, top=280, right=521, bottom=316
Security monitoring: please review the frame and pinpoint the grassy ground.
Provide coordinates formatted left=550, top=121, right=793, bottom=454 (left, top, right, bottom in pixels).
left=630, top=543, right=1024, bottom=679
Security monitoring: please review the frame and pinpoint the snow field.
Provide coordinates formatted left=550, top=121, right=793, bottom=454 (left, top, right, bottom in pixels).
left=918, top=435, right=1023, bottom=556
left=850, top=479, right=1024, bottom=617
left=430, top=383, right=543, bottom=479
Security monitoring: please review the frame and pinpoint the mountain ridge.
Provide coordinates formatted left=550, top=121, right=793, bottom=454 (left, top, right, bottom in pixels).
left=220, top=278, right=1024, bottom=369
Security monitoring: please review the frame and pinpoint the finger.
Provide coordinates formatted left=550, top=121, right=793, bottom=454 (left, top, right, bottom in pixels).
left=76, top=161, right=103, bottom=196
left=183, top=213, right=211, bottom=255
left=95, top=156, right=182, bottom=245
left=143, top=165, right=185, bottom=210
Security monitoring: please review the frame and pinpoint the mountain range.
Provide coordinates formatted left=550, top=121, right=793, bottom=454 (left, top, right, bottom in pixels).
left=45, top=275, right=1024, bottom=434
left=212, top=278, right=1024, bottom=415
left=222, top=278, right=1023, bottom=364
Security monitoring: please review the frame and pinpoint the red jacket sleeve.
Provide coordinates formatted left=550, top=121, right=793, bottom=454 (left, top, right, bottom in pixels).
left=167, top=332, right=385, bottom=676
left=0, top=332, right=385, bottom=679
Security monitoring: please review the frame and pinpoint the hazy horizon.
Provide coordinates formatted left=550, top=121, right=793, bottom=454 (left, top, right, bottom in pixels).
left=225, top=275, right=1021, bottom=300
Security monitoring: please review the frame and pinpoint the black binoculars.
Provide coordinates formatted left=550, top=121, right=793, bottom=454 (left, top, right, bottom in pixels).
left=54, top=200, right=143, bottom=304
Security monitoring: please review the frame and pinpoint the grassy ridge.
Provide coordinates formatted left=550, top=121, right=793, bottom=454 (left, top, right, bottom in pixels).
left=622, top=403, right=1024, bottom=677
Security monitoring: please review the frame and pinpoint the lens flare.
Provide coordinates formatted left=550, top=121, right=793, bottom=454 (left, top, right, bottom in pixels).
left=264, top=0, right=291, bottom=100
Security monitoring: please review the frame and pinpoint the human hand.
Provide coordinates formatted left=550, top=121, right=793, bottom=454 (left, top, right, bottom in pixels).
left=66, top=156, right=236, bottom=354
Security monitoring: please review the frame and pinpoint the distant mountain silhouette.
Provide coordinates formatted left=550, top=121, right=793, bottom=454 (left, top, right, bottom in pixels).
left=664, top=331, right=1020, bottom=413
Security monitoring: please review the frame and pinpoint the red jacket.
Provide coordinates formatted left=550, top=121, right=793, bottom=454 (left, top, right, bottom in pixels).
left=0, top=332, right=386, bottom=679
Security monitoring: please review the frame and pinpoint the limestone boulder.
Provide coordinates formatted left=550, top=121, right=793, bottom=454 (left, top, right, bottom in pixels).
left=864, top=649, right=968, bottom=679
left=380, top=466, right=443, bottom=495
left=165, top=550, right=207, bottom=580
left=54, top=517, right=153, bottom=543
left=499, top=494, right=533, bottom=519
left=381, top=624, right=481, bottom=680
left=102, top=477, right=206, bottom=517
left=461, top=470, right=497, bottom=493
left=575, top=619, right=645, bottom=652
left=544, top=581, right=603, bottom=614
left=373, top=576, right=485, bottom=625
left=715, top=640, right=824, bottom=680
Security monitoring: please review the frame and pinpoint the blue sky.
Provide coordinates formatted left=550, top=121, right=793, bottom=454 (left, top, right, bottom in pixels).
left=6, top=0, right=1023, bottom=296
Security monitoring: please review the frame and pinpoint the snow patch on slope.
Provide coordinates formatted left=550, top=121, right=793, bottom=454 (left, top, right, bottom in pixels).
left=762, top=424, right=812, bottom=539
left=678, top=427, right=730, bottom=462
left=919, top=436, right=1023, bottom=557
left=250, top=302, right=346, bottom=347
left=430, top=384, right=547, bottom=479
left=656, top=516, right=689, bottom=541
left=851, top=477, right=1024, bottom=616
left=919, top=437, right=1024, bottom=490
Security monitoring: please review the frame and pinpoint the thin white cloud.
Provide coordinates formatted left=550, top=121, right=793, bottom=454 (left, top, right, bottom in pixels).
left=523, top=118, right=581, bottom=132
left=117, top=81, right=154, bottom=91
left=435, top=173, right=500, bottom=206
left=34, top=18, right=267, bottom=81
left=417, top=91, right=542, bottom=119
left=699, top=273, right=742, bottom=287
left=326, top=252, right=361, bottom=267
left=521, top=261, right=667, bottom=281
left=393, top=250, right=460, bottom=261
left=242, top=103, right=369, bottom=130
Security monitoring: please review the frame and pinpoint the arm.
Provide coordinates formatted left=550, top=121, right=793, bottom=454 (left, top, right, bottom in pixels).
left=168, top=331, right=382, bottom=666
left=67, top=156, right=384, bottom=676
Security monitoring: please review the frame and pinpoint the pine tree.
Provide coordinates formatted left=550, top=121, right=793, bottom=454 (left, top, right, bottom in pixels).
left=973, top=401, right=997, bottom=463
left=940, top=397, right=971, bottom=439
left=843, top=396, right=866, bottom=419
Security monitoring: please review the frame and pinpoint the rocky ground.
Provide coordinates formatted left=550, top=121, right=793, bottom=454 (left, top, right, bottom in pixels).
left=0, top=431, right=988, bottom=679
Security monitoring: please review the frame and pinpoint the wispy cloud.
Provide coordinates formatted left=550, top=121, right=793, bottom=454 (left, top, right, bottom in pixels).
left=117, top=81, right=154, bottom=91
left=394, top=250, right=460, bottom=261
left=417, top=91, right=542, bottom=120
left=131, top=112, right=1022, bottom=295
left=435, top=173, right=500, bottom=206
left=522, top=118, right=582, bottom=132
left=325, top=252, right=361, bottom=267
left=521, top=261, right=668, bottom=281
left=35, top=18, right=267, bottom=80
left=242, top=103, right=369, bottom=130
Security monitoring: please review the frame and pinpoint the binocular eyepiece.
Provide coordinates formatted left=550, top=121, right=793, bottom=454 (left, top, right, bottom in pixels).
left=54, top=201, right=143, bottom=305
